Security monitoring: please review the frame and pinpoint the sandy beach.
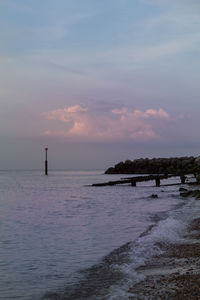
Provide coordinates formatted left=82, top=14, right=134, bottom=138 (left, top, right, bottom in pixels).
left=129, top=218, right=200, bottom=299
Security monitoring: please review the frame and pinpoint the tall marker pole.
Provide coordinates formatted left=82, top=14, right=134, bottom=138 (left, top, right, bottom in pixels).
left=45, top=147, right=48, bottom=175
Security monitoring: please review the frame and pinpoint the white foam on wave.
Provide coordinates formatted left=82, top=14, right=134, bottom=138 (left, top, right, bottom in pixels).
left=107, top=197, right=196, bottom=299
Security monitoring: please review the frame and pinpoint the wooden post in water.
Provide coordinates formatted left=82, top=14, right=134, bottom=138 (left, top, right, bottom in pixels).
left=131, top=180, right=136, bottom=186
left=180, top=174, right=186, bottom=184
left=45, top=147, right=48, bottom=175
left=155, top=177, right=160, bottom=187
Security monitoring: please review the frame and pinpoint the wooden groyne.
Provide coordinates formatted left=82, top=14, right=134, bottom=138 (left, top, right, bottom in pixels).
left=92, top=174, right=187, bottom=187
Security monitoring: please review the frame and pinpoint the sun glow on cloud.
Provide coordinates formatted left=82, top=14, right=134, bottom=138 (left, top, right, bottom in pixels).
left=42, top=105, right=170, bottom=142
left=42, top=105, right=88, bottom=122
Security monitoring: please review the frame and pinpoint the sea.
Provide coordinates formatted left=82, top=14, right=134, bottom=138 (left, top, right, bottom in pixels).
left=0, top=170, right=199, bottom=300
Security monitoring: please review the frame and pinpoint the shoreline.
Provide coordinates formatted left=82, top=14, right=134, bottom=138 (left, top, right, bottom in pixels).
left=128, top=218, right=200, bottom=299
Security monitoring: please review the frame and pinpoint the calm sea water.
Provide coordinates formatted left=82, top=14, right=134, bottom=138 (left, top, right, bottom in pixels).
left=0, top=170, right=199, bottom=299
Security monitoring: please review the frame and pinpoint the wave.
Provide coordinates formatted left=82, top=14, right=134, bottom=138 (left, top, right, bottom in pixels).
left=42, top=197, right=196, bottom=300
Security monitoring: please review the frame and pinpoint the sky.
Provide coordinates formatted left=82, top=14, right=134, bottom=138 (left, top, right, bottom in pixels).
left=1, top=0, right=200, bottom=170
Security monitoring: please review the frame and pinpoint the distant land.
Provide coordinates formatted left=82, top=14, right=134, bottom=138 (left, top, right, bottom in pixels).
left=105, top=156, right=200, bottom=175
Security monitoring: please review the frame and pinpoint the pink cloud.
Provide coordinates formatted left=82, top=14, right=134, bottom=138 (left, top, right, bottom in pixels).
left=42, top=105, right=88, bottom=122
left=112, top=107, right=169, bottom=119
left=42, top=105, right=170, bottom=142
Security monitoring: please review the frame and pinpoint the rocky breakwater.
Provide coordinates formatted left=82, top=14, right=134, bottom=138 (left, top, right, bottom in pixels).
left=105, top=156, right=200, bottom=175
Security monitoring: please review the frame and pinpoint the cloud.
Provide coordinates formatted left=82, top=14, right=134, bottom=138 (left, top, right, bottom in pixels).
left=42, top=105, right=88, bottom=122
left=28, top=13, right=91, bottom=43
left=140, top=0, right=200, bottom=7
left=112, top=108, right=169, bottom=119
left=42, top=105, right=171, bottom=142
left=143, top=0, right=200, bottom=30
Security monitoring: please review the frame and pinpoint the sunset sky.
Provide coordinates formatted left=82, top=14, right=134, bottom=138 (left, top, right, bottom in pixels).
left=1, top=0, right=200, bottom=170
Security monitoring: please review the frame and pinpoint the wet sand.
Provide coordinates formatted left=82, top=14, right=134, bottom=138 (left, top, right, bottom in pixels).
left=129, top=218, right=200, bottom=299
